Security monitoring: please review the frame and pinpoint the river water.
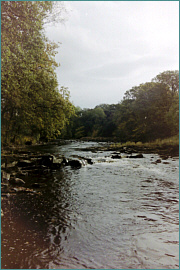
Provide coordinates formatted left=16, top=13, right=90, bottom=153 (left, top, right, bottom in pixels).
left=1, top=141, right=179, bottom=269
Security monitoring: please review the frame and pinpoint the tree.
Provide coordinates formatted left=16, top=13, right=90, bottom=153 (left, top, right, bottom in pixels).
left=1, top=1, right=74, bottom=144
left=113, top=72, right=178, bottom=142
left=133, top=82, right=172, bottom=141
left=123, top=86, right=139, bottom=101
left=43, top=1, right=68, bottom=26
left=95, top=104, right=117, bottom=137
left=60, top=70, right=179, bottom=142
left=113, top=100, right=137, bottom=141
left=152, top=70, right=179, bottom=94
left=165, top=92, right=179, bottom=136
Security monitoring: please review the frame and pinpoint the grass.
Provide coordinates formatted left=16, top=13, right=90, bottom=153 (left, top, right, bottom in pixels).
left=109, top=135, right=179, bottom=149
left=149, top=135, right=179, bottom=146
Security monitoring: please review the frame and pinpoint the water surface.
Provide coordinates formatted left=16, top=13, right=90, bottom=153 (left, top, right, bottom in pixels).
left=1, top=141, right=179, bottom=269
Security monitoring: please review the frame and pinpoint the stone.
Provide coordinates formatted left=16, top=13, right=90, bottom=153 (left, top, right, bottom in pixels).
left=151, top=159, right=162, bottom=165
left=17, top=160, right=33, bottom=167
left=39, top=155, right=54, bottom=167
left=129, top=154, right=144, bottom=158
left=111, top=154, right=121, bottom=159
left=31, top=183, right=41, bottom=188
left=61, top=157, right=69, bottom=166
left=161, top=155, right=169, bottom=160
left=9, top=176, right=25, bottom=186
left=1, top=171, right=10, bottom=182
left=71, top=155, right=93, bottom=165
left=85, top=158, right=93, bottom=165
left=50, top=163, right=62, bottom=170
left=69, top=159, right=82, bottom=169
left=12, top=187, right=35, bottom=193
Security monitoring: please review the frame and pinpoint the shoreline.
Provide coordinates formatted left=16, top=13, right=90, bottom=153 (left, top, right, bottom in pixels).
left=1, top=138, right=179, bottom=158
left=88, top=143, right=179, bottom=157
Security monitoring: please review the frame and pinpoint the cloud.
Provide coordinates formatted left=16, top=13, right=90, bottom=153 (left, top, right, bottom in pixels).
left=45, top=1, right=179, bottom=108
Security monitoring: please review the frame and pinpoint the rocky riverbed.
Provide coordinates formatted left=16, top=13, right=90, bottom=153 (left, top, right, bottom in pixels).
left=1, top=142, right=151, bottom=196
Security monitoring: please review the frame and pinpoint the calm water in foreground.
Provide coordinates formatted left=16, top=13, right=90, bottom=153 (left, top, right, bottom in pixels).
left=1, top=141, right=179, bottom=269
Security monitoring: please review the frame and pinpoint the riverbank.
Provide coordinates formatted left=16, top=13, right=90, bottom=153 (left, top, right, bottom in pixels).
left=1, top=137, right=178, bottom=206
left=1, top=136, right=179, bottom=158
left=79, top=136, right=179, bottom=157
left=93, top=143, right=179, bottom=157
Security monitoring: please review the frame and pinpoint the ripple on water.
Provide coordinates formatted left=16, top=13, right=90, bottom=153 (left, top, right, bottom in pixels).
left=1, top=142, right=179, bottom=269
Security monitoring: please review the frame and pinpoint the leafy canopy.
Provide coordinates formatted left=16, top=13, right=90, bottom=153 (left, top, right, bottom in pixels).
left=1, top=1, right=74, bottom=144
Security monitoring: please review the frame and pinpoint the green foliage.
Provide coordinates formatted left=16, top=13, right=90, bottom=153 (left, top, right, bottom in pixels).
left=109, top=135, right=179, bottom=150
left=1, top=1, right=74, bottom=145
left=165, top=93, right=179, bottom=135
left=65, top=70, right=179, bottom=143
left=152, top=70, right=179, bottom=94
left=75, top=126, right=85, bottom=139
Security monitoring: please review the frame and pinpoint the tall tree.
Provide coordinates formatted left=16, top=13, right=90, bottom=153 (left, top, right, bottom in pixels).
left=1, top=1, right=74, bottom=144
left=113, top=71, right=179, bottom=142
left=133, top=82, right=172, bottom=141
left=152, top=70, right=179, bottom=94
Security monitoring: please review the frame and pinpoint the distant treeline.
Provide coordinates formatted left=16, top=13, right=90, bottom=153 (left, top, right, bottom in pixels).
left=63, top=70, right=179, bottom=143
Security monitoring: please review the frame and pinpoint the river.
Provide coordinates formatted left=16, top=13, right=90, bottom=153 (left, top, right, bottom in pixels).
left=1, top=141, right=179, bottom=269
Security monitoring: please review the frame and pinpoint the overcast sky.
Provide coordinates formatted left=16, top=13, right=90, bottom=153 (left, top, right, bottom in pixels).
left=45, top=1, right=179, bottom=109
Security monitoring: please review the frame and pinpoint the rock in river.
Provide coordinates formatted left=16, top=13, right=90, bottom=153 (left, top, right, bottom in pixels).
left=129, top=154, right=144, bottom=158
left=69, top=159, right=83, bottom=169
left=17, top=160, right=34, bottom=167
left=111, top=154, right=121, bottom=159
left=38, top=155, right=54, bottom=167
left=9, top=176, right=25, bottom=186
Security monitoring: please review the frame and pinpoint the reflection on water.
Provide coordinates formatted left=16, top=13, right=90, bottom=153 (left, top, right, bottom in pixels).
left=1, top=141, right=179, bottom=269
